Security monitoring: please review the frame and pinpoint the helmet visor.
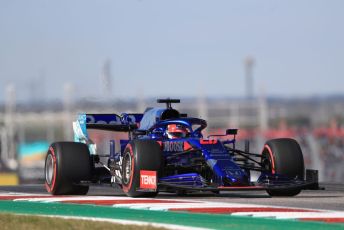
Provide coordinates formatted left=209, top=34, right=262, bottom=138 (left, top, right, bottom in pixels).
left=169, top=132, right=186, bottom=138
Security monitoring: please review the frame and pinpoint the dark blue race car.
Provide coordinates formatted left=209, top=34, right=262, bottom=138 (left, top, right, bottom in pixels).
left=44, top=99, right=320, bottom=197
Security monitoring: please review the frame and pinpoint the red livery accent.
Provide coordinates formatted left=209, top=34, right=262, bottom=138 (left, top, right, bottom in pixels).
left=200, top=139, right=218, bottom=145
left=183, top=141, right=193, bottom=151
left=157, top=141, right=162, bottom=149
left=140, top=170, right=157, bottom=190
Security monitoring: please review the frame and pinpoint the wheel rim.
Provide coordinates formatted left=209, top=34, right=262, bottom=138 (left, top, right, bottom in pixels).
left=262, top=152, right=272, bottom=172
left=45, top=154, right=54, bottom=185
left=122, top=152, right=132, bottom=184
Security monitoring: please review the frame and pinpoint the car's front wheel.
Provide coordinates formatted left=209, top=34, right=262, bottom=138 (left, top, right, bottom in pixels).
left=261, top=138, right=304, bottom=197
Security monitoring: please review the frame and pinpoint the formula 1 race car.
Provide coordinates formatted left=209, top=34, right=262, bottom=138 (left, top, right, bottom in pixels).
left=44, top=99, right=320, bottom=197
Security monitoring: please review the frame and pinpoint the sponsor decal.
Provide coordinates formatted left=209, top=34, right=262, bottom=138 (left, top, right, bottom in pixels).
left=140, top=170, right=157, bottom=190
left=163, top=141, right=184, bottom=152
left=200, top=139, right=218, bottom=145
left=86, top=115, right=122, bottom=125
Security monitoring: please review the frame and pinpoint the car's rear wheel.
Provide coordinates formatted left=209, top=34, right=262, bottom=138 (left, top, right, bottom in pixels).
left=122, top=140, right=162, bottom=197
left=45, top=142, right=91, bottom=195
left=261, top=138, right=304, bottom=197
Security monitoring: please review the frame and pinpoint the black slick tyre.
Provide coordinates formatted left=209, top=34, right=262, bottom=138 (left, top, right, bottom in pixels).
left=45, top=142, right=91, bottom=195
left=122, top=140, right=162, bottom=197
left=261, top=138, right=305, bottom=197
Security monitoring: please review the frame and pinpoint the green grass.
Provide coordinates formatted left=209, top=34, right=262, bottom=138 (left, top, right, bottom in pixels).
left=0, top=213, right=167, bottom=230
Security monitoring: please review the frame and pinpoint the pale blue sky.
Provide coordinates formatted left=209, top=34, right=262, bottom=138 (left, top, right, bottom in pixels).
left=0, top=0, right=343, bottom=102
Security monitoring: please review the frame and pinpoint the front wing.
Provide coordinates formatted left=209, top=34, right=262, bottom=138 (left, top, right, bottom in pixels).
left=159, top=180, right=321, bottom=192
left=158, top=169, right=322, bottom=192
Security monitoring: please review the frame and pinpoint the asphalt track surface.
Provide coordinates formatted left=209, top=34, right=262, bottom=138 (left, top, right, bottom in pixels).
left=0, top=183, right=343, bottom=211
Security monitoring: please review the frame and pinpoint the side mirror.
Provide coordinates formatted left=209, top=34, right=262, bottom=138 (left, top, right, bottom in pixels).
left=226, top=129, right=238, bottom=135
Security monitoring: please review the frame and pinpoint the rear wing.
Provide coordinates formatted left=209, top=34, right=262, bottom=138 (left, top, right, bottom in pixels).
left=85, top=114, right=142, bottom=131
left=73, top=113, right=143, bottom=154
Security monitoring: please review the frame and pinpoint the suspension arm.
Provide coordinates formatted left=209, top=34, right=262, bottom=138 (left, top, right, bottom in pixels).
left=225, top=145, right=263, bottom=166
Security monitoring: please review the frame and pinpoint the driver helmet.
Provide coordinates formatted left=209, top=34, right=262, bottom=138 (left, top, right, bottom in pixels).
left=166, top=124, right=189, bottom=139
